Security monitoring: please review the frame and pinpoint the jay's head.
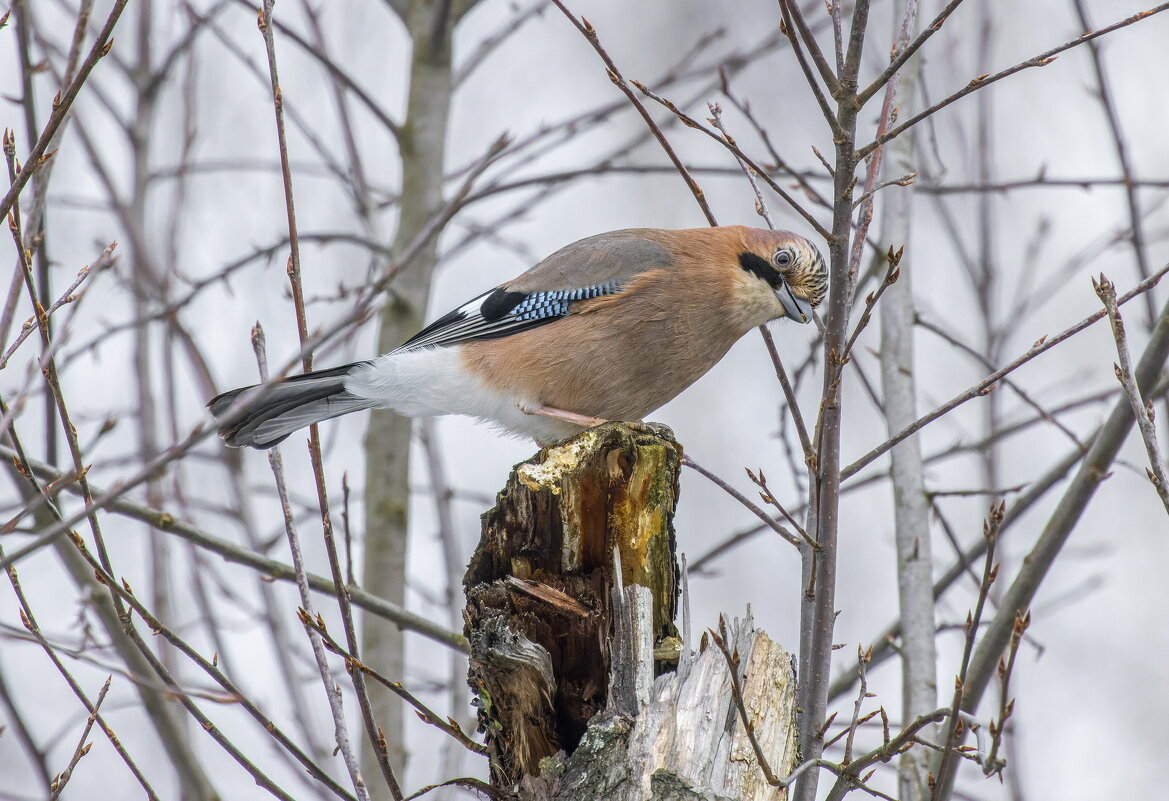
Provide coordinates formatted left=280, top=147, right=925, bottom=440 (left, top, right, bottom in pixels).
left=733, top=228, right=827, bottom=326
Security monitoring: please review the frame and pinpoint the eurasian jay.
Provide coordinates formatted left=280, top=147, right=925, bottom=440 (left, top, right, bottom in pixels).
left=209, top=226, right=827, bottom=447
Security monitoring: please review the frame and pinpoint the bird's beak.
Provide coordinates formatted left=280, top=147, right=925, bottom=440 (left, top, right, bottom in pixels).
left=777, top=279, right=814, bottom=324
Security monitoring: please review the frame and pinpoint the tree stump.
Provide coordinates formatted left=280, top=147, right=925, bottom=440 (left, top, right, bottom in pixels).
left=465, top=423, right=797, bottom=800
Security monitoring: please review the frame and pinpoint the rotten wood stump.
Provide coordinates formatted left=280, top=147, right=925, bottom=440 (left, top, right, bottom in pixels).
left=465, top=422, right=797, bottom=800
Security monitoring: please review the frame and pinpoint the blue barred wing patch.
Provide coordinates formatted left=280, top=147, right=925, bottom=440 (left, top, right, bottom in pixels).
left=509, top=284, right=620, bottom=320
left=397, top=281, right=623, bottom=352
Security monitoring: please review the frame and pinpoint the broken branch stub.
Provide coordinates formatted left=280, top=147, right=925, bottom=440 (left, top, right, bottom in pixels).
left=465, top=422, right=682, bottom=785
left=465, top=422, right=797, bottom=800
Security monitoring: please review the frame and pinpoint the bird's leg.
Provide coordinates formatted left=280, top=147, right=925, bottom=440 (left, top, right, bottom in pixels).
left=518, top=400, right=608, bottom=429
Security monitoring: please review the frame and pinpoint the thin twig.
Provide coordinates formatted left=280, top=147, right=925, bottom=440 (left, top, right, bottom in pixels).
left=401, top=777, right=508, bottom=801
left=851, top=173, right=917, bottom=208
left=931, top=501, right=1003, bottom=796
left=1094, top=273, right=1169, bottom=513
left=550, top=1, right=718, bottom=226
left=709, top=102, right=775, bottom=228
left=254, top=322, right=371, bottom=801
left=841, top=645, right=873, bottom=766
left=0, top=0, right=127, bottom=222
left=842, top=248, right=901, bottom=359
left=0, top=138, right=509, bottom=573
left=777, top=0, right=842, bottom=101
left=982, top=613, right=1027, bottom=777
left=0, top=241, right=113, bottom=369
left=631, top=82, right=829, bottom=239
left=47, top=676, right=111, bottom=801
left=710, top=616, right=782, bottom=786
left=0, top=443, right=469, bottom=651
left=746, top=467, right=811, bottom=543
left=775, top=6, right=840, bottom=140
left=843, top=261, right=1169, bottom=480
left=1072, top=0, right=1155, bottom=328
left=301, top=613, right=487, bottom=757
left=856, top=3, right=1169, bottom=160
left=856, top=0, right=967, bottom=105
left=916, top=314, right=1087, bottom=452
left=682, top=455, right=803, bottom=549
left=761, top=325, right=816, bottom=469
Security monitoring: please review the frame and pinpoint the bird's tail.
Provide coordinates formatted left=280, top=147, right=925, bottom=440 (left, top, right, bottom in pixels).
left=208, top=363, right=375, bottom=449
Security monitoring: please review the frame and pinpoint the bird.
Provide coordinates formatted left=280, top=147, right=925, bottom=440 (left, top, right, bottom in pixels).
left=208, top=226, right=827, bottom=448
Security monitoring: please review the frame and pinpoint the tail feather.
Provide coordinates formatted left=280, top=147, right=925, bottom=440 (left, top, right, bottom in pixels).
left=209, top=362, right=375, bottom=448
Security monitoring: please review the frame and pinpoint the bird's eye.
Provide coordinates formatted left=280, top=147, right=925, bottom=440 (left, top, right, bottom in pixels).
left=774, top=249, right=793, bottom=268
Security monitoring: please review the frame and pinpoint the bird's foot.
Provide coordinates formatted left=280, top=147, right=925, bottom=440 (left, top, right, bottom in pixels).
left=518, top=401, right=608, bottom=429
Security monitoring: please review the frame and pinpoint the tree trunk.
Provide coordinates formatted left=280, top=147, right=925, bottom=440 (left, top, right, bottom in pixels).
left=465, top=423, right=797, bottom=800
left=876, top=5, right=937, bottom=799
left=361, top=0, right=454, bottom=788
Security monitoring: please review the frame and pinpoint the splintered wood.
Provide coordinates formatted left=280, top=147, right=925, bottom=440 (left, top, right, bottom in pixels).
left=464, top=422, right=796, bottom=800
